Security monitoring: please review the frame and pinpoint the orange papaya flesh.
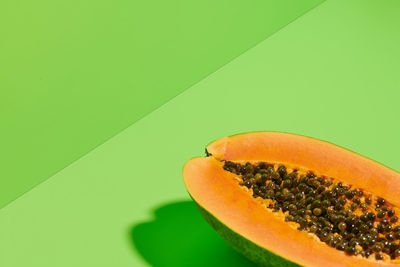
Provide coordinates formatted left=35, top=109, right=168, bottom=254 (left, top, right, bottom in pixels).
left=183, top=132, right=400, bottom=266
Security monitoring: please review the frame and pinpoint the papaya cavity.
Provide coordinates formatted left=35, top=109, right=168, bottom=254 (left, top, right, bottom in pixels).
left=223, top=160, right=400, bottom=262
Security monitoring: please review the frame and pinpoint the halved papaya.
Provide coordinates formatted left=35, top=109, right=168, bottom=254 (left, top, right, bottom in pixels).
left=183, top=132, right=400, bottom=266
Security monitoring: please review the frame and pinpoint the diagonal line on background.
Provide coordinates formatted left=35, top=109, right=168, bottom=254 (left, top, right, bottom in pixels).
left=0, top=0, right=327, bottom=212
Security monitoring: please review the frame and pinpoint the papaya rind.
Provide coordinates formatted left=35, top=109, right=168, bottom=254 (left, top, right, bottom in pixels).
left=193, top=197, right=300, bottom=267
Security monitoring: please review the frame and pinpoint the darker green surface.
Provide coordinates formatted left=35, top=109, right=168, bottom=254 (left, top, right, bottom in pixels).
left=131, top=201, right=255, bottom=266
left=0, top=0, right=324, bottom=209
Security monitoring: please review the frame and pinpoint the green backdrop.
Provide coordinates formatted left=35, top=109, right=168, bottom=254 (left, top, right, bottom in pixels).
left=2, top=0, right=400, bottom=266
left=0, top=0, right=322, bottom=209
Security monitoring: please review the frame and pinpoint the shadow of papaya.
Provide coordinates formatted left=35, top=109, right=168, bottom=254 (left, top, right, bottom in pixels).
left=130, top=200, right=256, bottom=267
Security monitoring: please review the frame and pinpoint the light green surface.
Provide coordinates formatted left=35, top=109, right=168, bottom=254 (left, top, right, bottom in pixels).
left=2, top=0, right=400, bottom=266
left=0, top=0, right=323, bottom=208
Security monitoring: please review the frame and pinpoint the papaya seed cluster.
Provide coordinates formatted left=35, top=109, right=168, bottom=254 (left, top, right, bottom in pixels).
left=223, top=161, right=400, bottom=261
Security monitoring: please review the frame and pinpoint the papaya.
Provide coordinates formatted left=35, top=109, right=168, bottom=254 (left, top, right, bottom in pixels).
left=183, top=132, right=400, bottom=266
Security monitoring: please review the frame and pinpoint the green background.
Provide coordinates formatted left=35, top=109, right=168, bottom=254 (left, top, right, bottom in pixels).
left=0, top=0, right=322, bottom=209
left=2, top=0, right=400, bottom=266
